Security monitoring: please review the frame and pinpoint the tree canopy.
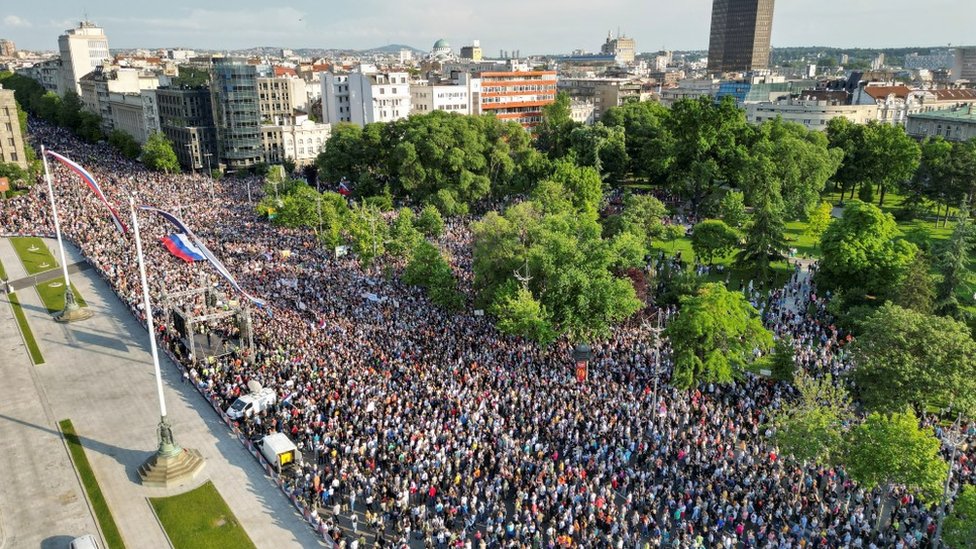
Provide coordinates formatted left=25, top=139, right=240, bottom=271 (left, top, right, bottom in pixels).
left=141, top=131, right=180, bottom=174
left=816, top=200, right=917, bottom=302
left=665, top=283, right=773, bottom=389
left=690, top=219, right=740, bottom=264
left=943, top=485, right=976, bottom=549
left=844, top=409, right=947, bottom=505
left=851, top=303, right=976, bottom=417
left=472, top=165, right=643, bottom=342
left=315, top=111, right=539, bottom=214
left=769, top=371, right=853, bottom=467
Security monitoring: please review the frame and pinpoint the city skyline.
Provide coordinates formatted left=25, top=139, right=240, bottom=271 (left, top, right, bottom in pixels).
left=2, top=0, right=975, bottom=55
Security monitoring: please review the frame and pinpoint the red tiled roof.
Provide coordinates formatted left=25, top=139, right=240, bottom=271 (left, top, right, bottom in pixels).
left=863, top=85, right=912, bottom=99
left=274, top=66, right=298, bottom=77
left=931, top=89, right=976, bottom=101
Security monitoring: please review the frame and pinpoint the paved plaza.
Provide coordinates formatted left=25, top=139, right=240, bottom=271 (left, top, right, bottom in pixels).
left=0, top=237, right=326, bottom=548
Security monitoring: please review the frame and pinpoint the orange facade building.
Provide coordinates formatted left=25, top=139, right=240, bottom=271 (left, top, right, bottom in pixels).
left=479, top=71, right=557, bottom=129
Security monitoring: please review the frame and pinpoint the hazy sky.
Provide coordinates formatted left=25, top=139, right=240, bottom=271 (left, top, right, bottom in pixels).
left=2, top=1, right=973, bottom=54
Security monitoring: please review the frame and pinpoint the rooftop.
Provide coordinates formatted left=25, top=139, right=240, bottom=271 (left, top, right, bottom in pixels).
left=909, top=106, right=976, bottom=121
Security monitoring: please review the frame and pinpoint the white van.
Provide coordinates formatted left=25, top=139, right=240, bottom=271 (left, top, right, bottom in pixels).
left=69, top=535, right=99, bottom=549
left=258, top=432, right=301, bottom=473
left=226, top=387, right=277, bottom=420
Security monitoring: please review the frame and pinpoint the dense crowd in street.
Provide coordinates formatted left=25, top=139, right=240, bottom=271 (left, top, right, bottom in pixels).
left=3, top=119, right=974, bottom=548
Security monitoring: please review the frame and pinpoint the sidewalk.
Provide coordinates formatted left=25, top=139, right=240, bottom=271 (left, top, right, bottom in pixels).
left=0, top=242, right=99, bottom=548
left=0, top=237, right=325, bottom=549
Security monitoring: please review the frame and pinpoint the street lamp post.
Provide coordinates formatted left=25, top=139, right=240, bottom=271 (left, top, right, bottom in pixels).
left=203, top=152, right=214, bottom=201
left=933, top=413, right=965, bottom=548
left=184, top=143, right=194, bottom=174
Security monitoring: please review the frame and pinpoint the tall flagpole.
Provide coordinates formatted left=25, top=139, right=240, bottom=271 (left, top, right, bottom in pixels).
left=42, top=145, right=91, bottom=322
left=130, top=197, right=205, bottom=487
left=130, top=196, right=168, bottom=420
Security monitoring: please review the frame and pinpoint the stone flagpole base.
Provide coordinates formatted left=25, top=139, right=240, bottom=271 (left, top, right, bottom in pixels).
left=54, top=287, right=93, bottom=323
left=137, top=417, right=205, bottom=488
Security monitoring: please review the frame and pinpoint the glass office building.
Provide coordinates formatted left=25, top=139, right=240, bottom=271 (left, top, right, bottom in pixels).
left=707, top=0, right=776, bottom=74
left=210, top=58, right=262, bottom=170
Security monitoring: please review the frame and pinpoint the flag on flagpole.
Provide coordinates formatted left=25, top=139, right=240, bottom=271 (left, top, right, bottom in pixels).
left=139, top=205, right=266, bottom=307
left=161, top=233, right=206, bottom=262
left=45, top=150, right=129, bottom=233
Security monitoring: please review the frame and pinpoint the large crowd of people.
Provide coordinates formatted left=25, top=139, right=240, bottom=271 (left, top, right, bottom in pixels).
left=3, top=119, right=974, bottom=548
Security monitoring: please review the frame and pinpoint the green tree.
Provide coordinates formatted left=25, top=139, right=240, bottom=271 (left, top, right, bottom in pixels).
left=665, top=283, right=774, bottom=389
left=816, top=200, right=917, bottom=303
left=943, top=485, right=976, bottom=549
left=746, top=118, right=842, bottom=219
left=805, top=201, right=833, bottom=241
left=490, top=283, right=556, bottom=345
left=387, top=207, right=422, bottom=259
left=719, top=190, right=748, bottom=229
left=690, top=219, right=739, bottom=264
left=140, top=131, right=180, bottom=173
left=844, top=410, right=948, bottom=530
left=472, top=196, right=642, bottom=342
left=403, top=240, right=463, bottom=310
left=769, top=370, right=853, bottom=467
left=535, top=92, right=577, bottom=159
left=108, top=129, right=141, bottom=159
left=903, top=136, right=953, bottom=219
left=662, top=96, right=748, bottom=214
left=610, top=192, right=666, bottom=249
left=827, top=119, right=921, bottom=206
left=416, top=204, right=445, bottom=237
left=735, top=179, right=787, bottom=282
left=893, top=251, right=936, bottom=314
left=935, top=206, right=974, bottom=319
left=567, top=122, right=629, bottom=183
left=851, top=303, right=976, bottom=417
left=766, top=337, right=798, bottom=382
left=601, top=100, right=672, bottom=182
left=546, top=159, right=604, bottom=218
left=661, top=224, right=686, bottom=253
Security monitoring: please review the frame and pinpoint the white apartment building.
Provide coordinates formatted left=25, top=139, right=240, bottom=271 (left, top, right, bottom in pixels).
left=410, top=74, right=481, bottom=116
left=746, top=99, right=879, bottom=131
left=58, top=21, right=110, bottom=96
left=321, top=66, right=411, bottom=126
left=257, top=76, right=308, bottom=125
left=261, top=115, right=332, bottom=166
left=107, top=92, right=148, bottom=142
left=78, top=67, right=158, bottom=134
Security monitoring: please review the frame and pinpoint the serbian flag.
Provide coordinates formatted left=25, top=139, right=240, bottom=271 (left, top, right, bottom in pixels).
left=140, top=205, right=266, bottom=308
left=162, top=233, right=205, bottom=263
left=45, top=150, right=129, bottom=233
left=338, top=181, right=351, bottom=196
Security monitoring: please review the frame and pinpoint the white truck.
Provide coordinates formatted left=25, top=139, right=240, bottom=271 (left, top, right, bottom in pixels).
left=226, top=387, right=277, bottom=420
left=259, top=432, right=300, bottom=473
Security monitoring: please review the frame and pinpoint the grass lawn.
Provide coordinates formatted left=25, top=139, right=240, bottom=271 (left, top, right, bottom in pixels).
left=0, top=256, right=6, bottom=281
left=149, top=481, right=256, bottom=549
left=10, top=236, right=60, bottom=275
left=36, top=278, right=88, bottom=314
left=59, top=419, right=126, bottom=549
left=7, top=292, right=44, bottom=365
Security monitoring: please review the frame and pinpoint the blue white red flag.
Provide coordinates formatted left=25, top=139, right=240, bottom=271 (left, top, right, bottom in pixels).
left=161, top=233, right=205, bottom=262
left=45, top=150, right=129, bottom=233
left=338, top=181, right=351, bottom=196
left=139, top=206, right=266, bottom=308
